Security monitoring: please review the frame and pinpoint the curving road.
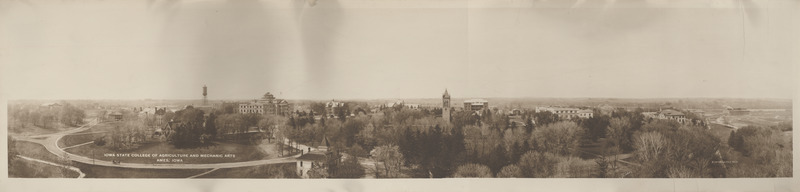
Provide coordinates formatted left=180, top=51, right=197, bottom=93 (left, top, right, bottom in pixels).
left=16, top=119, right=314, bottom=170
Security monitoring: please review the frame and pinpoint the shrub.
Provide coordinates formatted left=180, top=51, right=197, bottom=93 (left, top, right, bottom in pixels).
left=496, top=165, right=522, bottom=178
left=453, top=163, right=492, bottom=178
left=518, top=151, right=564, bottom=178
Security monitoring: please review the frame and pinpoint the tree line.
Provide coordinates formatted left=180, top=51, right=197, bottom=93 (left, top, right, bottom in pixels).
left=8, top=102, right=86, bottom=131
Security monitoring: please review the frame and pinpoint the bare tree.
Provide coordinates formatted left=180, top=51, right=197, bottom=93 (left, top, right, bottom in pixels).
left=370, top=145, right=404, bottom=178
left=634, top=132, right=666, bottom=162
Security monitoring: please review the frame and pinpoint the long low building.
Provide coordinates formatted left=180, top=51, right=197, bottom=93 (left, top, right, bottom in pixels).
left=643, top=109, right=688, bottom=123
left=536, top=106, right=594, bottom=119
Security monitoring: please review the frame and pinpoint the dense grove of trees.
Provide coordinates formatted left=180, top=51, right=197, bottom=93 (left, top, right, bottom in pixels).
left=8, top=102, right=86, bottom=131
left=168, top=107, right=215, bottom=148
left=107, top=116, right=151, bottom=150
left=398, top=125, right=466, bottom=178
left=629, top=120, right=725, bottom=178
left=725, top=125, right=792, bottom=177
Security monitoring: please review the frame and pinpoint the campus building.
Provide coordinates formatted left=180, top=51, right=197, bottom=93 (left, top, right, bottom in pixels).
left=642, top=109, right=688, bottom=123
left=325, top=100, right=345, bottom=118
left=536, top=106, right=594, bottom=119
left=463, top=99, right=489, bottom=111
left=238, top=92, right=291, bottom=116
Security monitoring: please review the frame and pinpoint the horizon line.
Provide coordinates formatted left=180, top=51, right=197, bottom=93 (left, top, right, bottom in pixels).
left=8, top=96, right=794, bottom=101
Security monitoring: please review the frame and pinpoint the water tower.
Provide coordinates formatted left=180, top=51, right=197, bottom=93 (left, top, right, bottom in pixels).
left=202, top=85, right=208, bottom=105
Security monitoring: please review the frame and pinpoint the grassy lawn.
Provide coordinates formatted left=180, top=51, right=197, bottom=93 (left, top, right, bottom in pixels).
left=8, top=158, right=79, bottom=178
left=579, top=138, right=615, bottom=159
left=11, top=140, right=64, bottom=163
left=65, top=141, right=273, bottom=164
left=197, top=163, right=299, bottom=178
left=73, top=162, right=211, bottom=178
left=8, top=140, right=79, bottom=178
left=59, top=130, right=103, bottom=148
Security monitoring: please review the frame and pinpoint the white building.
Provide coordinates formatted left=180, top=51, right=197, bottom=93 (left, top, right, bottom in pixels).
left=657, top=109, right=688, bottom=123
left=325, top=100, right=345, bottom=118
left=536, top=106, right=594, bottom=119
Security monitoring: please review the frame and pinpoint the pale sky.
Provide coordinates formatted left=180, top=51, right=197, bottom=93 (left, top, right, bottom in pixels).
left=0, top=0, right=797, bottom=100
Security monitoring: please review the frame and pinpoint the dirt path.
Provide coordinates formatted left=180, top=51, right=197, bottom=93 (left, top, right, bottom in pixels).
left=62, top=141, right=94, bottom=150
left=187, top=168, right=220, bottom=179
left=16, top=155, right=85, bottom=178
left=358, top=157, right=378, bottom=178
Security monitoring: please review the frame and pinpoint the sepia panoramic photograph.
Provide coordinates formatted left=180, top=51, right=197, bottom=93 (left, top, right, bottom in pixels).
left=1, top=0, right=798, bottom=191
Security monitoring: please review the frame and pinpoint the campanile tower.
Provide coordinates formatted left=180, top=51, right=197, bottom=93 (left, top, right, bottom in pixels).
left=442, top=89, right=451, bottom=123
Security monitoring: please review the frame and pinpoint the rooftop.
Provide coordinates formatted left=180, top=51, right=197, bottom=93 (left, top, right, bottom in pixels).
left=464, top=99, right=488, bottom=103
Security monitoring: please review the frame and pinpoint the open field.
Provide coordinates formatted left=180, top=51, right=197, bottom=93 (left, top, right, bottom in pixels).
left=59, top=130, right=103, bottom=148
left=705, top=110, right=792, bottom=128
left=196, top=163, right=298, bottom=178
left=11, top=140, right=65, bottom=163
left=8, top=158, right=79, bottom=178
left=8, top=140, right=80, bottom=178
left=73, top=162, right=211, bottom=178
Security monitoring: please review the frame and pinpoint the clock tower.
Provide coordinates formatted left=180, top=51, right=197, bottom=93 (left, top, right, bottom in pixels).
left=442, top=89, right=451, bottom=123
